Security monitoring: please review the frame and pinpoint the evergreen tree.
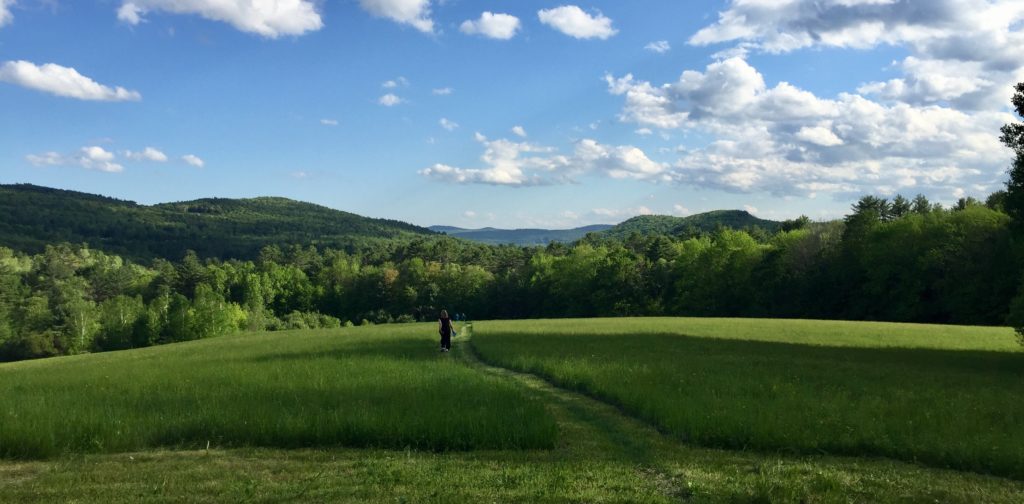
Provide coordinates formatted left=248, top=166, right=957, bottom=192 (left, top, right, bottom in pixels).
left=1001, top=82, right=1024, bottom=224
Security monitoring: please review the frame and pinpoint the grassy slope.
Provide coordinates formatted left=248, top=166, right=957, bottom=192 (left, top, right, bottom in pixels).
left=472, top=318, right=1024, bottom=479
left=2, top=327, right=1022, bottom=503
left=0, top=324, right=556, bottom=457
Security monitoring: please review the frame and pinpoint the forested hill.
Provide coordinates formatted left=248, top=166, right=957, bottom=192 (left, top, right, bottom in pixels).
left=0, top=184, right=434, bottom=261
left=429, top=224, right=614, bottom=245
left=602, top=210, right=782, bottom=239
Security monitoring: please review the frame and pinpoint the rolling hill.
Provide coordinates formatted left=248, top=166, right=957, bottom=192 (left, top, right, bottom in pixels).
left=0, top=184, right=434, bottom=261
left=429, top=224, right=613, bottom=246
left=601, top=210, right=782, bottom=239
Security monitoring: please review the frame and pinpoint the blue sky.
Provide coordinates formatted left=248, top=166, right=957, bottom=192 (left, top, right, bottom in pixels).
left=1, top=1, right=1022, bottom=228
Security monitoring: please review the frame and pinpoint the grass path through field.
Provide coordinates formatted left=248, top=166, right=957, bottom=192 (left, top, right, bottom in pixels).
left=454, top=326, right=690, bottom=499
left=2, top=323, right=1023, bottom=502
left=457, top=324, right=1024, bottom=502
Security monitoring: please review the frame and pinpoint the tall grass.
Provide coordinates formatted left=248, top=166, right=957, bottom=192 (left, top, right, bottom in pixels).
left=472, top=318, right=1024, bottom=479
left=0, top=324, right=557, bottom=458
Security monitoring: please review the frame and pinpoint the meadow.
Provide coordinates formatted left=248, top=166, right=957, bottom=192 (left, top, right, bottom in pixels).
left=472, top=318, right=1024, bottom=479
left=2, top=318, right=1024, bottom=502
left=0, top=324, right=556, bottom=458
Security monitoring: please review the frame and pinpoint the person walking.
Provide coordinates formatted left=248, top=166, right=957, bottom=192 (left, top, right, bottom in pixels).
left=438, top=309, right=456, bottom=352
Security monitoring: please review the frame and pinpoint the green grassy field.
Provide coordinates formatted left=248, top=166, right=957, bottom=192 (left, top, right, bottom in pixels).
left=0, top=324, right=556, bottom=458
left=2, top=318, right=1023, bottom=502
left=472, top=318, right=1024, bottom=480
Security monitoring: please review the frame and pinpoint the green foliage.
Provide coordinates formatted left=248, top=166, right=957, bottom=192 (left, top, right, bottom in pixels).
left=2, top=185, right=1023, bottom=362
left=432, top=224, right=614, bottom=246
left=602, top=210, right=781, bottom=240
left=0, top=184, right=435, bottom=262
left=473, top=318, right=1024, bottom=479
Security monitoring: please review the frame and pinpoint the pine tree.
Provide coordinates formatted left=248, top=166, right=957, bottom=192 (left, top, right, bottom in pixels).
left=1002, top=82, right=1024, bottom=225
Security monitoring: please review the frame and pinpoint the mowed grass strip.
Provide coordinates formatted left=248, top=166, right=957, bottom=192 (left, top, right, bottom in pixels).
left=0, top=324, right=557, bottom=458
left=472, top=318, right=1024, bottom=479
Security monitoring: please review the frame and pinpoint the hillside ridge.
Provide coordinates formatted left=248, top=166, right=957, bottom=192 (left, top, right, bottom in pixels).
left=0, top=183, right=434, bottom=261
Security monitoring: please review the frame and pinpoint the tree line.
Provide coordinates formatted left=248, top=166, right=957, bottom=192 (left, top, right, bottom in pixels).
left=2, top=82, right=1023, bottom=361
left=0, top=191, right=1020, bottom=362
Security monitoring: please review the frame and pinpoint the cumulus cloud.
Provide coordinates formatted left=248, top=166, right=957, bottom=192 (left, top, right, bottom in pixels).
left=538, top=5, right=617, bottom=40
left=320, top=118, right=339, bottom=126
left=460, top=12, right=520, bottom=40
left=439, top=118, right=458, bottom=131
left=420, top=134, right=666, bottom=186
left=574, top=139, right=668, bottom=180
left=27, top=146, right=124, bottom=173
left=117, top=0, right=323, bottom=38
left=0, top=0, right=14, bottom=28
left=182, top=154, right=205, bottom=168
left=0, top=60, right=141, bottom=101
left=124, top=147, right=169, bottom=162
left=644, top=40, right=671, bottom=53
left=606, top=57, right=1012, bottom=198
left=690, top=0, right=1024, bottom=110
left=378, top=93, right=403, bottom=106
left=511, top=126, right=527, bottom=138
left=359, top=0, right=433, bottom=33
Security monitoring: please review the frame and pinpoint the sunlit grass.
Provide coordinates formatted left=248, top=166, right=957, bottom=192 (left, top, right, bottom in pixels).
left=0, top=324, right=557, bottom=458
left=472, top=318, right=1024, bottom=479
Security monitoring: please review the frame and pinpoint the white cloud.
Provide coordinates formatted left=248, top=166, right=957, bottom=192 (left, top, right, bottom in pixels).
left=0, top=60, right=141, bottom=101
left=439, top=118, right=458, bottom=131
left=117, top=0, right=323, bottom=38
left=359, top=0, right=433, bottom=33
left=690, top=0, right=1024, bottom=110
left=420, top=135, right=566, bottom=186
left=27, top=146, right=124, bottom=173
left=673, top=204, right=691, bottom=216
left=511, top=126, right=527, bottom=138
left=635, top=128, right=653, bottom=136
left=460, top=12, right=520, bottom=40
left=378, top=93, right=403, bottom=106
left=382, top=76, right=409, bottom=88
left=606, top=57, right=1012, bottom=198
left=124, top=147, right=169, bottom=162
left=795, top=125, right=844, bottom=147
left=421, top=135, right=666, bottom=186
left=744, top=205, right=758, bottom=215
left=182, top=154, right=205, bottom=168
left=1, top=0, right=14, bottom=28
left=463, top=210, right=477, bottom=218
left=574, top=139, right=668, bottom=181
left=644, top=40, right=671, bottom=53
left=432, top=87, right=453, bottom=95
left=538, top=5, right=617, bottom=40
left=320, top=118, right=339, bottom=126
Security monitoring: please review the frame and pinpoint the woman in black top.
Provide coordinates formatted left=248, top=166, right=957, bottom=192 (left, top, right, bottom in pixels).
left=438, top=309, right=455, bottom=352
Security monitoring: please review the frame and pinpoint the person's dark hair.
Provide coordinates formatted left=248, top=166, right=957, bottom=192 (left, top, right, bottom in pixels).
left=440, top=309, right=449, bottom=318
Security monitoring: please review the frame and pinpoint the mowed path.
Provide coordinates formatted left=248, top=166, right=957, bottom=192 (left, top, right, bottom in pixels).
left=456, top=326, right=1024, bottom=503
left=2, top=325, right=1023, bottom=502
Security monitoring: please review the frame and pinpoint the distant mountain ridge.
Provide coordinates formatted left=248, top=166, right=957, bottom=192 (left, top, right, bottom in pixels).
left=0, top=184, right=786, bottom=260
left=429, top=224, right=613, bottom=246
left=0, top=184, right=434, bottom=261
left=601, top=210, right=782, bottom=239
